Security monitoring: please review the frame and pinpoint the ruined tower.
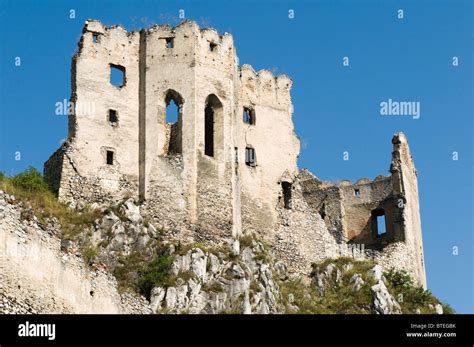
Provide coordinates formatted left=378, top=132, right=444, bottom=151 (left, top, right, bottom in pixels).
left=45, top=20, right=299, bottom=241
left=45, top=20, right=425, bottom=288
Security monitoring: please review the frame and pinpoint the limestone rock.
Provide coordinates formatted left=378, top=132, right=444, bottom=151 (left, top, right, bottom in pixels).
left=371, top=280, right=401, bottom=314
left=120, top=199, right=142, bottom=224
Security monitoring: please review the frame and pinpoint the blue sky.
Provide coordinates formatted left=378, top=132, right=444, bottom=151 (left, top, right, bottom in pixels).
left=0, top=0, right=472, bottom=313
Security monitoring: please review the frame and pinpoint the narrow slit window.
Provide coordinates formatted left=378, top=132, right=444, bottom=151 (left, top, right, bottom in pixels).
left=204, top=104, right=214, bottom=157
left=354, top=188, right=360, bottom=197
left=106, top=151, right=114, bottom=165
left=108, top=109, right=118, bottom=125
left=243, top=107, right=256, bottom=125
left=166, top=37, right=174, bottom=49
left=245, top=147, right=256, bottom=167
left=234, top=147, right=239, bottom=163
left=110, top=64, right=125, bottom=88
left=282, top=182, right=292, bottom=209
left=92, top=33, right=99, bottom=43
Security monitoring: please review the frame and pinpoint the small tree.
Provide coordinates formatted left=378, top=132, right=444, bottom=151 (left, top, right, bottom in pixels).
left=10, top=166, right=49, bottom=192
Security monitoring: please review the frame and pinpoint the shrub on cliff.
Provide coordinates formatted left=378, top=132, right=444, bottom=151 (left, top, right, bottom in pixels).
left=9, top=166, right=49, bottom=192
left=384, top=268, right=455, bottom=314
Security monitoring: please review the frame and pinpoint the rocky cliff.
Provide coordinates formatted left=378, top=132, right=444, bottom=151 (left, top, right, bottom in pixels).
left=0, top=171, right=452, bottom=314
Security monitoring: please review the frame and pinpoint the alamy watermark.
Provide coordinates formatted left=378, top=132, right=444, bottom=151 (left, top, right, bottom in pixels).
left=380, top=98, right=421, bottom=120
left=55, top=99, right=95, bottom=117
left=18, top=321, right=56, bottom=341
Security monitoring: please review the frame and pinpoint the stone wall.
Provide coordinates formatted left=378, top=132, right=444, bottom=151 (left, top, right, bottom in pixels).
left=45, top=19, right=299, bottom=246
left=43, top=19, right=426, bottom=290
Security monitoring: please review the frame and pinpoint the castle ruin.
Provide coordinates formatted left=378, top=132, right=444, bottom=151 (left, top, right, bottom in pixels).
left=44, top=20, right=426, bottom=288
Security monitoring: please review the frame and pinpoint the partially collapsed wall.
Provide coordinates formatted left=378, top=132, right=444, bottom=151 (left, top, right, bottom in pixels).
left=44, top=20, right=426, bottom=288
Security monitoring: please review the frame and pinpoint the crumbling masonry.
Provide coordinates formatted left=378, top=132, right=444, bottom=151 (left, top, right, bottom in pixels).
left=45, top=20, right=426, bottom=288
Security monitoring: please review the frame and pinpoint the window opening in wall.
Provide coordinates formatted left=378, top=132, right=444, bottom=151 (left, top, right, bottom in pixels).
left=110, top=64, right=125, bottom=88
left=372, top=209, right=387, bottom=237
left=243, top=107, right=256, bottom=125
left=166, top=98, right=179, bottom=124
left=282, top=181, right=292, bottom=209
left=245, top=147, right=256, bottom=167
left=166, top=37, right=174, bottom=49
left=204, top=94, right=222, bottom=158
left=164, top=90, right=184, bottom=155
left=209, top=42, right=217, bottom=51
left=354, top=188, right=360, bottom=197
left=106, top=150, right=114, bottom=165
left=92, top=33, right=99, bottom=43
left=108, top=109, right=118, bottom=125
left=234, top=147, right=239, bottom=163
left=204, top=104, right=214, bottom=157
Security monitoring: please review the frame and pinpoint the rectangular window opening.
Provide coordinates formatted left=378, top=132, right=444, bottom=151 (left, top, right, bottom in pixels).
left=245, top=147, right=256, bottom=167
left=354, top=188, right=360, bottom=197
left=108, top=109, right=118, bottom=125
left=92, top=33, right=99, bottom=43
left=243, top=107, right=256, bottom=125
left=106, top=151, right=114, bottom=165
left=166, top=37, right=174, bottom=49
left=110, top=64, right=125, bottom=88
left=372, top=210, right=387, bottom=237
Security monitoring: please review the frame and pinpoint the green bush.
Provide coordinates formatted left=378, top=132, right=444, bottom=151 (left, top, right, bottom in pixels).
left=10, top=166, right=49, bottom=192
left=137, top=252, right=176, bottom=299
left=114, top=246, right=176, bottom=299
left=384, top=268, right=454, bottom=314
left=384, top=268, right=413, bottom=288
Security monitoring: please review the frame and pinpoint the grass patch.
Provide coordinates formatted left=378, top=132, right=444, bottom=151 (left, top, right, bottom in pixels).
left=0, top=167, right=101, bottom=239
left=202, top=280, right=225, bottom=293
left=384, top=268, right=454, bottom=314
left=82, top=244, right=99, bottom=265
left=113, top=243, right=176, bottom=299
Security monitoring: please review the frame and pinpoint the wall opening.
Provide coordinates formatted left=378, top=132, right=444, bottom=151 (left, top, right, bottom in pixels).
left=110, top=64, right=125, bottom=88
left=354, top=188, right=360, bottom=197
left=204, top=104, right=214, bottom=157
left=245, top=147, right=256, bottom=167
left=282, top=181, right=292, bottom=209
left=166, top=98, right=179, bottom=124
left=165, top=89, right=184, bottom=154
left=371, top=209, right=387, bottom=237
left=204, top=94, right=223, bottom=158
left=209, top=42, right=217, bottom=52
left=243, top=107, right=256, bottom=125
left=106, top=150, right=114, bottom=165
left=108, top=109, right=118, bottom=126
left=165, top=37, right=174, bottom=49
left=92, top=33, right=99, bottom=43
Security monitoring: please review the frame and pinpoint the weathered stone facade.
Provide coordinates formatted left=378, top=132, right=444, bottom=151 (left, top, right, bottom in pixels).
left=44, top=20, right=426, bottom=288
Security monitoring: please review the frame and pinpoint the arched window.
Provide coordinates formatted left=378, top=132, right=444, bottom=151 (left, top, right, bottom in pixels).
left=164, top=89, right=184, bottom=154
left=204, top=94, right=223, bottom=158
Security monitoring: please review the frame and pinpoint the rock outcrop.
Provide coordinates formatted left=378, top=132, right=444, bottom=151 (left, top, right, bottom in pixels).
left=0, top=189, right=450, bottom=315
